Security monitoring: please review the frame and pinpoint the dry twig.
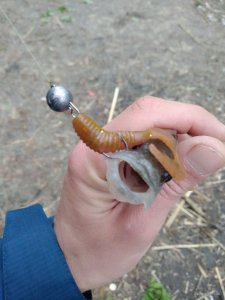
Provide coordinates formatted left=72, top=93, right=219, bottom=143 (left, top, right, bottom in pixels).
left=197, top=263, right=208, bottom=278
left=215, top=267, right=225, bottom=300
left=152, top=243, right=217, bottom=251
left=165, top=199, right=185, bottom=228
left=107, top=87, right=119, bottom=123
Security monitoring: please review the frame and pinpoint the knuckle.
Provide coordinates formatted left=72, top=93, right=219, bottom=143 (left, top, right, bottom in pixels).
left=128, top=96, right=159, bottom=114
left=183, top=104, right=208, bottom=126
left=192, top=104, right=207, bottom=115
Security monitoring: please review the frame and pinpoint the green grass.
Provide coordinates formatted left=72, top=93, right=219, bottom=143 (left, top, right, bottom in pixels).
left=40, top=6, right=72, bottom=23
left=57, top=5, right=68, bottom=13
left=105, top=294, right=113, bottom=300
left=40, top=9, right=53, bottom=19
left=60, top=15, right=72, bottom=23
left=81, top=0, right=94, bottom=4
left=103, top=279, right=171, bottom=300
left=141, top=279, right=172, bottom=300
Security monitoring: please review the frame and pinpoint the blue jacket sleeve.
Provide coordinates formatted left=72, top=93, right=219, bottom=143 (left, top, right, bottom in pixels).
left=0, top=204, right=92, bottom=300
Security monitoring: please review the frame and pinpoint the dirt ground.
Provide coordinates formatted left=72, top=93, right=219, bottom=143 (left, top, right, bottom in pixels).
left=0, top=0, right=225, bottom=299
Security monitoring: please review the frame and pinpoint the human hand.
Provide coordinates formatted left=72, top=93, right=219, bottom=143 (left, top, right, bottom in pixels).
left=54, top=97, right=225, bottom=292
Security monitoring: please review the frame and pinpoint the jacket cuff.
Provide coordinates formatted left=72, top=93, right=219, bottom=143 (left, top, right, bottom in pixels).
left=1, top=204, right=92, bottom=300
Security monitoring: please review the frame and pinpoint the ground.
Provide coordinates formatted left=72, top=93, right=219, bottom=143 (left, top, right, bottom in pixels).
left=0, top=0, right=225, bottom=299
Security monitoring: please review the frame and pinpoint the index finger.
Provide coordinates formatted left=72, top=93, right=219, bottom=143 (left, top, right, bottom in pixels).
left=106, top=97, right=225, bottom=141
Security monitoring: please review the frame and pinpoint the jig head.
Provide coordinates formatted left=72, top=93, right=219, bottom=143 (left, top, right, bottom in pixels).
left=46, top=84, right=80, bottom=116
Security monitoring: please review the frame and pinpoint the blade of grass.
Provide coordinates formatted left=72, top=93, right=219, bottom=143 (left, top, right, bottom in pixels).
left=142, top=279, right=172, bottom=300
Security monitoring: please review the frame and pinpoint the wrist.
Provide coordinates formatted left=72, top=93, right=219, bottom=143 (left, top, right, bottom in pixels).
left=54, top=211, right=92, bottom=292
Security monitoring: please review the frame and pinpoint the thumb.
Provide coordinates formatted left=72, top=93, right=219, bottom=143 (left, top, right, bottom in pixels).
left=161, top=135, right=225, bottom=200
left=180, top=135, right=225, bottom=181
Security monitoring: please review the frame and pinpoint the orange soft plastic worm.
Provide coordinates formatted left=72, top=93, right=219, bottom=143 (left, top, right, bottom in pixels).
left=72, top=113, right=186, bottom=180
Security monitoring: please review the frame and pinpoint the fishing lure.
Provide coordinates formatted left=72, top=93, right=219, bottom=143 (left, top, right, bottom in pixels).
left=46, top=84, right=186, bottom=181
left=105, top=142, right=168, bottom=208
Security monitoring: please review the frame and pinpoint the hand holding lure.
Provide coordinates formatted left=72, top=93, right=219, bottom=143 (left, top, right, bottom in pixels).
left=46, top=84, right=187, bottom=208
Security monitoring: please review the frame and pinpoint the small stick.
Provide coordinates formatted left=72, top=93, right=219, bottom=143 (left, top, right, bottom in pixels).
left=180, top=206, right=196, bottom=219
left=215, top=267, right=225, bottom=299
left=204, top=231, right=225, bottom=252
left=178, top=24, right=206, bottom=48
left=152, top=243, right=217, bottom=251
left=204, top=179, right=225, bottom=186
left=165, top=199, right=185, bottom=228
left=194, top=190, right=211, bottom=202
left=184, top=193, right=205, bottom=218
left=107, top=87, right=119, bottom=123
left=196, top=294, right=216, bottom=300
left=184, top=281, right=189, bottom=294
left=197, top=264, right=208, bottom=278
left=194, top=275, right=203, bottom=294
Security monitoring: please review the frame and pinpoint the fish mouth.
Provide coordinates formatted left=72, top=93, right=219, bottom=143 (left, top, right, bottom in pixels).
left=105, top=143, right=167, bottom=208
left=118, top=161, right=149, bottom=193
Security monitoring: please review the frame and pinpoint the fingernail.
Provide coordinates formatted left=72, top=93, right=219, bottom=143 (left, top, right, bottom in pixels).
left=186, top=144, right=225, bottom=176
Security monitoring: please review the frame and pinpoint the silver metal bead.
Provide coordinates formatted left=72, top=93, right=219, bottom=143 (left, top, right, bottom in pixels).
left=46, top=85, right=73, bottom=112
